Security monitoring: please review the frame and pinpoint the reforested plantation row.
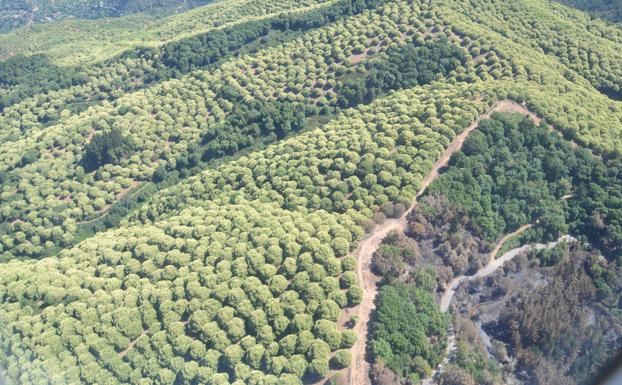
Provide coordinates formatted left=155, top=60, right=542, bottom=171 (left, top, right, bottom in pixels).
left=2, top=0, right=621, bottom=156
left=0, top=0, right=471, bottom=142
left=7, top=3, right=617, bottom=144
left=13, top=0, right=622, bottom=260
left=0, top=0, right=327, bottom=65
left=0, top=0, right=337, bottom=113
left=444, top=0, right=622, bottom=100
left=0, top=0, right=495, bottom=260
left=0, top=200, right=362, bottom=384
left=193, top=39, right=465, bottom=161
left=131, top=83, right=484, bottom=224
left=439, top=0, right=622, bottom=154
left=1, top=0, right=622, bottom=383
left=155, top=0, right=386, bottom=76
left=0, top=0, right=358, bottom=112
left=3, top=0, right=622, bottom=168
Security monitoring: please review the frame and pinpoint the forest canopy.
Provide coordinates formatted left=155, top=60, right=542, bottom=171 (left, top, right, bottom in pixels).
left=0, top=0, right=622, bottom=383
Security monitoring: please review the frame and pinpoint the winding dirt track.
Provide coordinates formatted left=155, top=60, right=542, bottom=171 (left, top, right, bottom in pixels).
left=118, top=330, right=149, bottom=358
left=424, top=233, right=576, bottom=385
left=349, top=100, right=540, bottom=385
left=439, top=223, right=533, bottom=313
left=487, top=223, right=533, bottom=264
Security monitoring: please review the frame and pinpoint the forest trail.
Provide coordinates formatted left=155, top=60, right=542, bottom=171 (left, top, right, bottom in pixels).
left=76, top=180, right=143, bottom=225
left=118, top=330, right=149, bottom=358
left=349, top=99, right=540, bottom=385
left=425, top=234, right=576, bottom=384
left=493, top=102, right=542, bottom=126
left=440, top=222, right=533, bottom=313
left=487, top=223, right=533, bottom=263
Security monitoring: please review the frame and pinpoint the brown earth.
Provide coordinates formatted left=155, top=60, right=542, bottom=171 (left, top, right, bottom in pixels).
left=348, top=100, right=543, bottom=385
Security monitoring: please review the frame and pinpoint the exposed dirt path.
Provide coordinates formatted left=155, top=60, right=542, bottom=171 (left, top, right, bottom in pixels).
left=424, top=234, right=576, bottom=384
left=439, top=223, right=533, bottom=312
left=349, top=99, right=539, bottom=385
left=118, top=329, right=149, bottom=358
left=348, top=51, right=369, bottom=65
left=77, top=180, right=142, bottom=224
left=487, top=223, right=533, bottom=264
left=493, top=102, right=542, bottom=126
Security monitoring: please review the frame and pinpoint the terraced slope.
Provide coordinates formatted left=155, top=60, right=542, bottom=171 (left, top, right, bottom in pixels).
left=0, top=0, right=479, bottom=260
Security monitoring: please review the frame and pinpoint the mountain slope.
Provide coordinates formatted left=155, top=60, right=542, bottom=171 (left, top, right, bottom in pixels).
left=0, top=0, right=215, bottom=33
left=556, top=0, right=622, bottom=22
left=0, top=0, right=621, bottom=384
left=0, top=0, right=330, bottom=65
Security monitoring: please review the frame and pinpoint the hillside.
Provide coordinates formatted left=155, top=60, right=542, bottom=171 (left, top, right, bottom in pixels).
left=557, top=0, right=622, bottom=22
left=0, top=0, right=328, bottom=65
left=0, top=0, right=215, bottom=33
left=0, top=0, right=621, bottom=384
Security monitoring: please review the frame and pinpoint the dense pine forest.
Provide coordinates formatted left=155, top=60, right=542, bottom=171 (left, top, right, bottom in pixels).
left=0, top=0, right=621, bottom=384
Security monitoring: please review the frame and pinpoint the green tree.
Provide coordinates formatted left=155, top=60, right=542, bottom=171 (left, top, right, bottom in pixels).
left=330, top=350, right=352, bottom=369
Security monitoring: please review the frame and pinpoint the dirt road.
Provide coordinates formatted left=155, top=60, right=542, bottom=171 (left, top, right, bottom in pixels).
left=427, top=234, right=576, bottom=384
left=439, top=223, right=533, bottom=312
left=349, top=100, right=539, bottom=385
left=488, top=223, right=533, bottom=263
